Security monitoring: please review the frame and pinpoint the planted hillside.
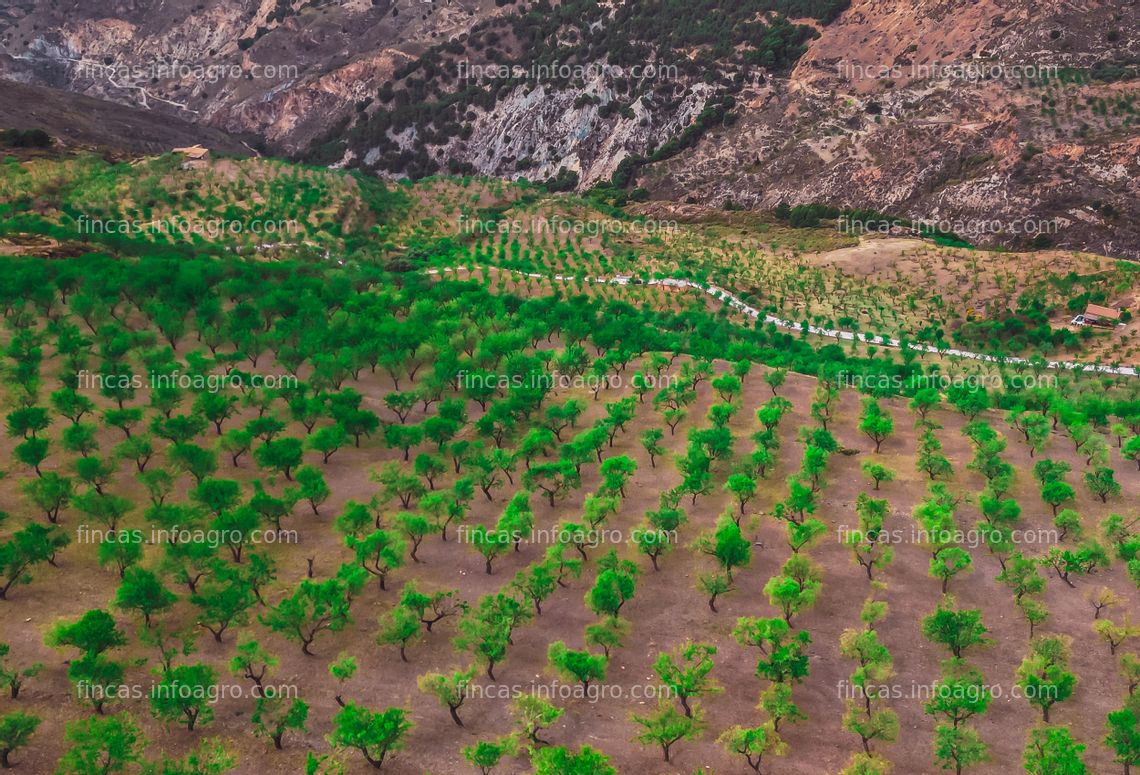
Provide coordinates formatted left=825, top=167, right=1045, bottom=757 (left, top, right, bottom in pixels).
left=0, top=154, right=1137, bottom=774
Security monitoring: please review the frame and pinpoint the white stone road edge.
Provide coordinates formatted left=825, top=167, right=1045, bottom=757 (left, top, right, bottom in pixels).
left=426, top=266, right=1138, bottom=377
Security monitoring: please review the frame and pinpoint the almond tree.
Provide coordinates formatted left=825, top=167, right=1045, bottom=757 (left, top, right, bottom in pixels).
left=115, top=567, right=177, bottom=628
left=847, top=494, right=894, bottom=581
left=921, top=597, right=991, bottom=659
left=150, top=663, right=217, bottom=730
left=229, top=637, right=277, bottom=697
left=631, top=700, right=703, bottom=763
left=376, top=605, right=422, bottom=663
left=463, top=737, right=518, bottom=775
left=259, top=575, right=360, bottom=656
left=510, top=694, right=563, bottom=746
left=0, top=522, right=69, bottom=600
left=933, top=724, right=989, bottom=775
left=0, top=643, right=41, bottom=700
left=417, top=667, right=475, bottom=727
left=718, top=723, right=786, bottom=773
left=251, top=694, right=309, bottom=750
left=840, top=626, right=898, bottom=756
left=0, top=711, right=40, bottom=768
left=329, top=703, right=412, bottom=770
left=1105, top=706, right=1140, bottom=775
left=653, top=641, right=722, bottom=718
left=1016, top=636, right=1078, bottom=722
left=1023, top=725, right=1087, bottom=775
left=55, top=713, right=145, bottom=775
left=548, top=642, right=607, bottom=690
left=859, top=399, right=894, bottom=453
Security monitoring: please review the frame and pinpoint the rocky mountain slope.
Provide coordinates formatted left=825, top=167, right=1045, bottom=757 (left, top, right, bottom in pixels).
left=2, top=0, right=1137, bottom=255
left=0, top=80, right=253, bottom=155
left=647, top=0, right=1140, bottom=255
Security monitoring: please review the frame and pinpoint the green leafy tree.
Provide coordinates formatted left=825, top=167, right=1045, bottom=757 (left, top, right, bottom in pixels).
left=1042, top=542, right=1109, bottom=588
left=394, top=512, right=436, bottom=563
left=259, top=577, right=357, bottom=656
left=1016, top=636, right=1078, bottom=722
left=933, top=723, right=988, bottom=775
left=717, top=723, right=785, bottom=773
left=760, top=682, right=806, bottom=732
left=416, top=667, right=475, bottom=727
left=764, top=555, right=821, bottom=625
left=861, top=461, right=896, bottom=491
left=585, top=553, right=639, bottom=618
left=348, top=529, right=406, bottom=590
left=14, top=437, right=49, bottom=476
left=254, top=437, right=304, bottom=481
left=511, top=561, right=557, bottom=615
left=653, top=641, right=722, bottom=718
left=22, top=473, right=73, bottom=523
left=930, top=547, right=973, bottom=594
left=924, top=662, right=991, bottom=729
left=329, top=653, right=357, bottom=707
left=191, top=568, right=255, bottom=642
left=0, top=643, right=42, bottom=700
left=1, top=523, right=69, bottom=599
left=150, top=663, right=217, bottom=730
left=765, top=368, right=787, bottom=395
left=46, top=608, right=126, bottom=657
left=847, top=494, right=894, bottom=582
left=452, top=596, right=514, bottom=680
left=462, top=737, right=516, bottom=775
left=510, top=694, right=564, bottom=746
left=859, top=399, right=894, bottom=452
left=375, top=605, right=422, bottom=663
left=228, top=638, right=277, bottom=697
left=584, top=616, right=630, bottom=658
left=693, top=514, right=752, bottom=580
left=1105, top=706, right=1140, bottom=775
left=55, top=713, right=145, bottom=775
left=548, top=642, right=607, bottom=690
left=732, top=617, right=811, bottom=684
left=328, top=703, right=411, bottom=770
left=468, top=525, right=511, bottom=576
left=115, top=567, right=177, bottom=628
left=251, top=695, right=309, bottom=750
left=921, top=597, right=991, bottom=659
left=531, top=745, right=615, bottom=775
left=1085, top=466, right=1121, bottom=503
left=0, top=711, right=40, bottom=769
left=640, top=429, right=665, bottom=468
left=631, top=700, right=703, bottom=762
left=289, top=466, right=330, bottom=516
left=1023, top=725, right=1087, bottom=775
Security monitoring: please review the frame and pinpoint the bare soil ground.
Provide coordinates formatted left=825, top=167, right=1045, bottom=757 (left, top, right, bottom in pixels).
left=2, top=329, right=1138, bottom=775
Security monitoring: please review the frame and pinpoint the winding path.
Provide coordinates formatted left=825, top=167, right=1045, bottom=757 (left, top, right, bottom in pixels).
left=429, top=266, right=1138, bottom=378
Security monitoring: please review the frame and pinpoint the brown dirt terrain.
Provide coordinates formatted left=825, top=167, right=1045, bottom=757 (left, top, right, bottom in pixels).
left=0, top=324, right=1138, bottom=774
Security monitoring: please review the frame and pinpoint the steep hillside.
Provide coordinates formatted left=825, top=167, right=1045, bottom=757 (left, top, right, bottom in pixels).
left=2, top=0, right=1138, bottom=254
left=644, top=0, right=1140, bottom=255
left=0, top=80, right=253, bottom=156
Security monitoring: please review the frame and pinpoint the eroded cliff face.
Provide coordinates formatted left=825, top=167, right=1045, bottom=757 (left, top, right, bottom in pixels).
left=2, top=0, right=1137, bottom=254
left=645, top=0, right=1140, bottom=254
left=0, top=0, right=496, bottom=149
